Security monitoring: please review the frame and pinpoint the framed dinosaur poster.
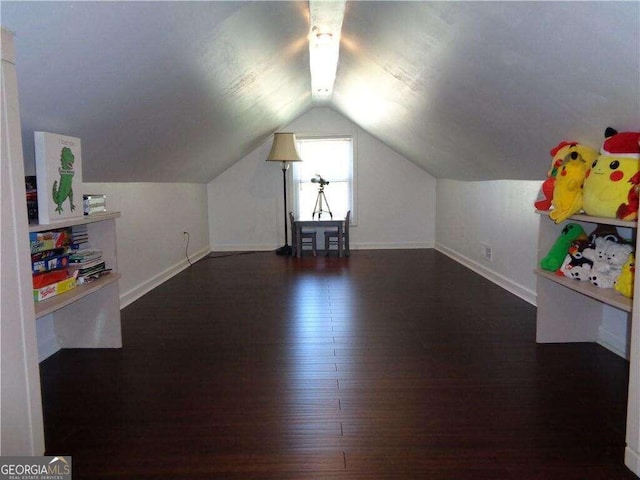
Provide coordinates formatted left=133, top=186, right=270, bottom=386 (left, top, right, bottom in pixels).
left=34, top=132, right=84, bottom=224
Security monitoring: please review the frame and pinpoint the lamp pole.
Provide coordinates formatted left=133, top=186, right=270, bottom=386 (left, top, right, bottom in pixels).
left=266, top=132, right=302, bottom=256
left=276, top=162, right=291, bottom=256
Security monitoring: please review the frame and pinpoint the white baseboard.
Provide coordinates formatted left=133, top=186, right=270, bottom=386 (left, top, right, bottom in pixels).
left=626, top=447, right=640, bottom=477
left=435, top=242, right=537, bottom=306
left=211, top=241, right=435, bottom=252
left=210, top=243, right=276, bottom=252
left=352, top=241, right=434, bottom=250
left=119, top=246, right=211, bottom=309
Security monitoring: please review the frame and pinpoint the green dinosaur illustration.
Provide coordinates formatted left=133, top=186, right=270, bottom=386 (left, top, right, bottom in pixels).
left=52, top=147, right=76, bottom=214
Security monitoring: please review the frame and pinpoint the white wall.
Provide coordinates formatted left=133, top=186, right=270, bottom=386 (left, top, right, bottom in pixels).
left=207, top=140, right=283, bottom=251
left=84, top=183, right=210, bottom=307
left=208, top=107, right=437, bottom=251
left=435, top=179, right=541, bottom=305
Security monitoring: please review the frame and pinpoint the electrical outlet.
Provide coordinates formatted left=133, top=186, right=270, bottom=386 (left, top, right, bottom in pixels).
left=481, top=243, right=492, bottom=261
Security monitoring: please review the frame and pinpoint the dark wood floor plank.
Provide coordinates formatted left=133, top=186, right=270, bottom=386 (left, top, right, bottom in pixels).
left=39, top=250, right=636, bottom=479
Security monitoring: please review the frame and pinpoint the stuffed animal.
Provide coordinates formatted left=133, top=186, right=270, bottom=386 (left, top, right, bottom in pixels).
left=540, top=223, right=587, bottom=272
left=615, top=253, right=635, bottom=298
left=548, top=144, right=598, bottom=223
left=583, top=128, right=640, bottom=219
left=588, top=224, right=625, bottom=245
left=558, top=239, right=593, bottom=280
left=617, top=171, right=640, bottom=221
left=588, top=238, right=633, bottom=289
left=587, top=237, right=615, bottom=288
left=534, top=141, right=575, bottom=211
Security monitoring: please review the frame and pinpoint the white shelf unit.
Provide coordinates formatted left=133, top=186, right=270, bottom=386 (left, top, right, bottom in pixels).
left=31, top=212, right=122, bottom=353
left=535, top=211, right=640, bottom=475
left=535, top=210, right=635, bottom=343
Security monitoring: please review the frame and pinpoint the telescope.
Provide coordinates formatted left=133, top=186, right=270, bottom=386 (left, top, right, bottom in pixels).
left=311, top=174, right=329, bottom=187
left=311, top=174, right=332, bottom=219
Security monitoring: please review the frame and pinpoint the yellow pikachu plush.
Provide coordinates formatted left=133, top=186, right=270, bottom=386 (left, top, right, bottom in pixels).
left=534, top=141, right=576, bottom=211
left=615, top=253, right=635, bottom=298
left=549, top=144, right=597, bottom=224
left=583, top=128, right=640, bottom=219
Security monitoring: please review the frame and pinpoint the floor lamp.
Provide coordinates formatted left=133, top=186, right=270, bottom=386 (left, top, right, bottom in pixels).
left=266, top=132, right=302, bottom=256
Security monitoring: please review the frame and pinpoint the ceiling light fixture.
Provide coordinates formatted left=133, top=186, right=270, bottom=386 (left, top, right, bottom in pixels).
left=315, top=32, right=333, bottom=43
left=308, top=1, right=346, bottom=103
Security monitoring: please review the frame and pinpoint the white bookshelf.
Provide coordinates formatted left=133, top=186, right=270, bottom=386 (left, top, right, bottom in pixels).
left=32, top=212, right=122, bottom=353
left=534, top=268, right=632, bottom=312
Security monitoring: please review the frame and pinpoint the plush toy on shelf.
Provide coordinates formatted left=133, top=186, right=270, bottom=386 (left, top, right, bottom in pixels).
left=615, top=253, right=635, bottom=298
left=588, top=237, right=633, bottom=289
left=583, top=128, right=640, bottom=219
left=558, top=239, right=593, bottom=280
left=540, top=223, right=587, bottom=272
left=587, top=224, right=625, bottom=245
left=534, top=141, right=575, bottom=211
left=558, top=239, right=593, bottom=281
left=548, top=144, right=598, bottom=224
left=617, top=171, right=640, bottom=221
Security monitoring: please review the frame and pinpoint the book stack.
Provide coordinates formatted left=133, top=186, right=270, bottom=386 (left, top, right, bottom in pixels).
left=31, top=228, right=77, bottom=302
left=68, top=225, right=110, bottom=284
left=83, top=194, right=107, bottom=216
left=70, top=224, right=90, bottom=249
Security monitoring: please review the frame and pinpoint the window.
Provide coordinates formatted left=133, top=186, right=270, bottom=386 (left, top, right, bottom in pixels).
left=292, top=136, right=354, bottom=222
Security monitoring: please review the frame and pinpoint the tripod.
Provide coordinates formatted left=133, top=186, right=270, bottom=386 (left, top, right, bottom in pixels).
left=312, top=183, right=333, bottom=219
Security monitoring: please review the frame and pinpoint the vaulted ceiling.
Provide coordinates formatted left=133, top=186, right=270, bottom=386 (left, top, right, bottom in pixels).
left=2, top=1, right=639, bottom=183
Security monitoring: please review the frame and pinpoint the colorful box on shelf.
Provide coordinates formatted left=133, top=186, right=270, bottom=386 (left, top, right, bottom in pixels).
left=33, top=270, right=78, bottom=302
left=32, top=269, right=70, bottom=289
left=31, top=253, right=69, bottom=274
left=29, top=228, right=71, bottom=253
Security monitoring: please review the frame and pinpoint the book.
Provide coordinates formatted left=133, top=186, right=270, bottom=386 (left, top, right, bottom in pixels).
left=69, top=240, right=90, bottom=250
left=69, top=250, right=102, bottom=264
left=77, top=262, right=106, bottom=277
left=35, top=132, right=84, bottom=224
left=68, top=258, right=104, bottom=271
left=68, top=247, right=100, bottom=257
left=77, top=269, right=111, bottom=285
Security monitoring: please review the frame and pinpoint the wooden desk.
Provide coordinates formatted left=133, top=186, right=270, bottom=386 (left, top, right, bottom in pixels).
left=293, top=219, right=345, bottom=258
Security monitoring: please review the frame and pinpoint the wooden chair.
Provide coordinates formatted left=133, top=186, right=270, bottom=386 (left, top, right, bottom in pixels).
left=289, top=212, right=317, bottom=257
left=324, top=210, right=350, bottom=256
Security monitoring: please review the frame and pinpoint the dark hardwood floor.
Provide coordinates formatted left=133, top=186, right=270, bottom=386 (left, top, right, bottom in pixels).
left=40, top=249, right=636, bottom=479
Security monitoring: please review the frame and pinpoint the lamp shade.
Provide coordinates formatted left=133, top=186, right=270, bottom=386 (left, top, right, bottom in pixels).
left=266, top=133, right=302, bottom=162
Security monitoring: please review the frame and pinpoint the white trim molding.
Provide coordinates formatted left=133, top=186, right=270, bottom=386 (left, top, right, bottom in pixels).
left=119, top=246, right=211, bottom=309
left=435, top=242, right=537, bottom=306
